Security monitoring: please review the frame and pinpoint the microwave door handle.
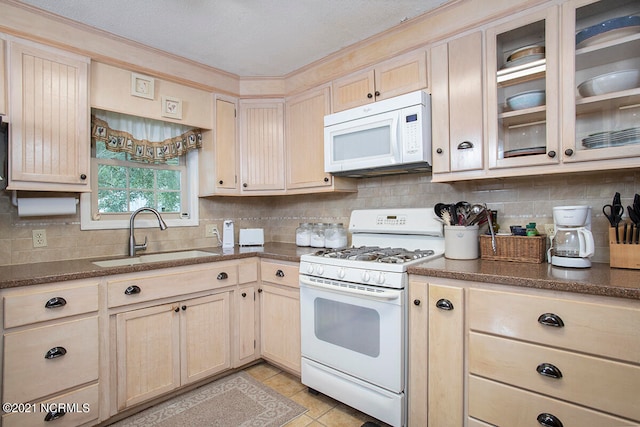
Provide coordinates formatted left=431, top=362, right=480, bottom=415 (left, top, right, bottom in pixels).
left=299, top=276, right=400, bottom=301
left=391, top=114, right=401, bottom=161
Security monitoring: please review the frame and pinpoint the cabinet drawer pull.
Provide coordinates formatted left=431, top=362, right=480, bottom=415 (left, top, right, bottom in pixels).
left=435, top=298, right=454, bottom=310
left=564, top=148, right=574, bottom=157
left=217, top=272, right=228, bottom=280
left=124, top=285, right=141, bottom=295
left=537, top=413, right=563, bottom=427
left=536, top=363, right=563, bottom=379
left=44, top=409, right=66, bottom=422
left=547, top=150, right=556, bottom=158
left=44, top=296, right=67, bottom=309
left=537, top=313, right=564, bottom=328
left=44, top=346, right=67, bottom=359
left=276, top=269, right=285, bottom=277
left=457, top=141, right=473, bottom=150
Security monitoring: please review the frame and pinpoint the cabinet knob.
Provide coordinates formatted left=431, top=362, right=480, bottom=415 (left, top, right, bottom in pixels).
left=276, top=269, right=285, bottom=277
left=242, top=292, right=247, bottom=298
left=219, top=180, right=224, bottom=185
left=367, top=93, right=373, bottom=99
left=536, top=363, right=563, bottom=379
left=243, top=183, right=248, bottom=188
left=374, top=90, right=380, bottom=97
left=217, top=272, right=229, bottom=280
left=80, top=174, right=87, bottom=180
left=537, top=313, right=564, bottom=328
left=537, top=413, right=564, bottom=427
left=324, top=177, right=329, bottom=183
left=44, top=409, right=66, bottom=422
left=174, top=306, right=180, bottom=312
left=547, top=151, right=556, bottom=158
left=436, top=298, right=454, bottom=310
left=564, top=148, right=574, bottom=157
left=44, top=296, right=67, bottom=309
left=44, top=346, right=67, bottom=359
left=124, top=285, right=141, bottom=295
left=457, top=141, right=473, bottom=150
left=182, top=305, right=187, bottom=311
left=258, top=288, right=263, bottom=293
left=413, top=299, right=421, bottom=306
left=436, top=148, right=443, bottom=154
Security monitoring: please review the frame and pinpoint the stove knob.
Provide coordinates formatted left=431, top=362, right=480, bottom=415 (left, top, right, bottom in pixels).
left=338, top=268, right=346, bottom=279
left=306, top=264, right=315, bottom=274
left=362, top=271, right=371, bottom=282
left=317, top=265, right=324, bottom=275
left=376, top=272, right=385, bottom=284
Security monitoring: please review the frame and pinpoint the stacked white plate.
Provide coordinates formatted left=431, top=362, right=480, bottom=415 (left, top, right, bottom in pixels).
left=582, top=127, right=640, bottom=148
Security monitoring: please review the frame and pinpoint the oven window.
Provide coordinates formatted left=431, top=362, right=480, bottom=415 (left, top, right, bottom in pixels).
left=314, top=297, right=380, bottom=357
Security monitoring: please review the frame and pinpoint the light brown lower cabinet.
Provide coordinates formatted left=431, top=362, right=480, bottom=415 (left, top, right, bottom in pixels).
left=408, top=275, right=640, bottom=426
left=115, top=292, right=231, bottom=410
left=259, top=260, right=301, bottom=375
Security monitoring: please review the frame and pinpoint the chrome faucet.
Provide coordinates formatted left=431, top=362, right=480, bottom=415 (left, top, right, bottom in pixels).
left=128, top=207, right=168, bottom=257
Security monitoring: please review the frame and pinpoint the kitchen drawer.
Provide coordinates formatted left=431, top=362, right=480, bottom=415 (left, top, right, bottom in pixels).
left=3, top=316, right=99, bottom=403
left=260, top=260, right=298, bottom=288
left=108, top=262, right=238, bottom=308
left=469, top=332, right=640, bottom=421
left=1, top=383, right=99, bottom=427
left=3, top=280, right=99, bottom=328
left=468, top=288, right=640, bottom=363
left=469, top=375, right=636, bottom=426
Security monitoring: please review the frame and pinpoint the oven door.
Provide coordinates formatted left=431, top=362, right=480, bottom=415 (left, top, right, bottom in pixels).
left=299, top=275, right=405, bottom=393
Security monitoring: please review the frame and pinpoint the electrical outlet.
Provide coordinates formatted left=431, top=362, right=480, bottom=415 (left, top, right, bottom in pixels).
left=205, top=224, right=219, bottom=238
left=32, top=229, right=48, bottom=248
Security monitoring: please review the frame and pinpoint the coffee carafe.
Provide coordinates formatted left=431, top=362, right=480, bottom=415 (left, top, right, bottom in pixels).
left=549, top=206, right=594, bottom=268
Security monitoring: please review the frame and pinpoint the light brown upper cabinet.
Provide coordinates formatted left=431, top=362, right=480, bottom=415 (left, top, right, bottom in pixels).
left=332, top=49, right=428, bottom=112
left=0, top=38, right=6, bottom=116
left=7, top=37, right=90, bottom=191
left=431, top=32, right=484, bottom=179
left=285, top=85, right=356, bottom=193
left=486, top=6, right=560, bottom=170
left=560, top=0, right=640, bottom=166
left=239, top=99, right=285, bottom=193
left=213, top=96, right=239, bottom=194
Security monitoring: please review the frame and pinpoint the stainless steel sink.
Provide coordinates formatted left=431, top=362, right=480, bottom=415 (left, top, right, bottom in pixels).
left=92, top=250, right=219, bottom=267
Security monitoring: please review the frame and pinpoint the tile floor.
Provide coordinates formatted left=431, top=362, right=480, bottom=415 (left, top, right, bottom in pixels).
left=244, top=362, right=392, bottom=427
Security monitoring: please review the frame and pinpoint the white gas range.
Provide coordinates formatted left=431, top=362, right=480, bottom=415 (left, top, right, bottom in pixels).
left=299, top=208, right=444, bottom=427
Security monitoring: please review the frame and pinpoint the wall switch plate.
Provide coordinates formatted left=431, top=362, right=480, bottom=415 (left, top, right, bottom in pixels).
left=32, top=229, right=47, bottom=247
left=205, top=224, right=219, bottom=238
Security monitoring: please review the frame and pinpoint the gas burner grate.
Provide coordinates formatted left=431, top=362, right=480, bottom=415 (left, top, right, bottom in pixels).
left=314, top=246, right=435, bottom=263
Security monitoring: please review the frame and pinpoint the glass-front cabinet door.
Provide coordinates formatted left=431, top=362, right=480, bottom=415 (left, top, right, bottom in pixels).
left=486, top=7, right=560, bottom=170
left=562, top=0, right=640, bottom=164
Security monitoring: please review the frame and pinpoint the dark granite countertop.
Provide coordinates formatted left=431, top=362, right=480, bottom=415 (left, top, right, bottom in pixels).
left=1, top=243, right=639, bottom=300
left=0, top=243, right=313, bottom=289
left=408, top=257, right=640, bottom=300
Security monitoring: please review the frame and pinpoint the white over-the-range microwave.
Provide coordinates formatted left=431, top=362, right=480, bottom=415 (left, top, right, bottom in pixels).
left=324, top=90, right=431, bottom=177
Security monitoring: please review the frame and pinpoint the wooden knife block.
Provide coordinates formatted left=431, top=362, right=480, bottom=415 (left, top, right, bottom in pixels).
left=609, top=227, right=640, bottom=269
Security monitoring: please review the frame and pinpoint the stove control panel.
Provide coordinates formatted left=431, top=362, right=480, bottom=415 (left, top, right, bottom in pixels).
left=376, top=215, right=407, bottom=226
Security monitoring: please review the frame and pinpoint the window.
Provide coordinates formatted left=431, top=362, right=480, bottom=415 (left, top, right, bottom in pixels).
left=80, top=110, right=200, bottom=230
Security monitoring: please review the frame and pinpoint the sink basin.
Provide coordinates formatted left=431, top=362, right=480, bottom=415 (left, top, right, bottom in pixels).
left=93, top=250, right=219, bottom=267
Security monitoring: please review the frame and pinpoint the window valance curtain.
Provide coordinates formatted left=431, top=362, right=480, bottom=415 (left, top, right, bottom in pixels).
left=91, top=110, right=202, bottom=163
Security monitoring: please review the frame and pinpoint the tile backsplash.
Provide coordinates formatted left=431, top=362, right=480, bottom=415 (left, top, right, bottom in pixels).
left=1, top=169, right=638, bottom=266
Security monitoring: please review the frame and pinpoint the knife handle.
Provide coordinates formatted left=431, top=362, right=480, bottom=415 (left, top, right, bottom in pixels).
left=623, top=223, right=628, bottom=244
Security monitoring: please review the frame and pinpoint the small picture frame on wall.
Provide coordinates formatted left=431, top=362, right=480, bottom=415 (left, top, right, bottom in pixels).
left=131, top=72, right=154, bottom=99
left=161, top=96, right=182, bottom=119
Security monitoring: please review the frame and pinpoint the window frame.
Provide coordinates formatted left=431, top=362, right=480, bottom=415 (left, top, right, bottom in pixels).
left=80, top=149, right=199, bottom=230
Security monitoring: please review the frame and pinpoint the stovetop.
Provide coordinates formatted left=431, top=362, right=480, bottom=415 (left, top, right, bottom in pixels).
left=311, top=246, right=436, bottom=264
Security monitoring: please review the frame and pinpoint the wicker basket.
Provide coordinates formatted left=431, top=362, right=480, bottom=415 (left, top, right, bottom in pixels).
left=480, top=234, right=547, bottom=263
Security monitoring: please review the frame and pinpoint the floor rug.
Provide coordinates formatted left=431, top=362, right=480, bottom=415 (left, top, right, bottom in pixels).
left=109, top=371, right=307, bottom=427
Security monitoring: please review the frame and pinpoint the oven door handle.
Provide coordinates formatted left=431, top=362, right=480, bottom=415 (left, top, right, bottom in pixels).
left=299, top=276, right=401, bottom=301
